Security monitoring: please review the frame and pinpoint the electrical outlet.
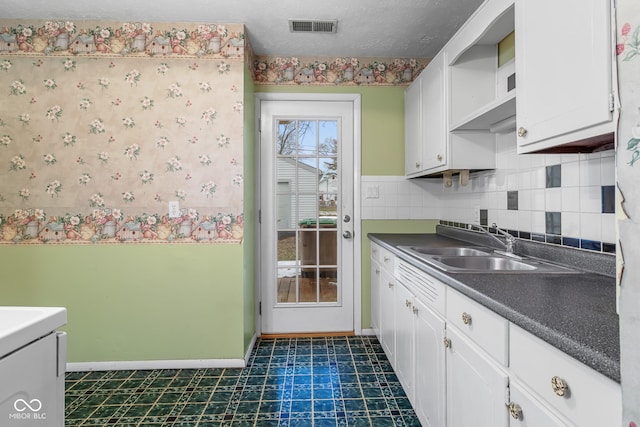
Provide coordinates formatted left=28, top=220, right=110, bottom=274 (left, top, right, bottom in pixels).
left=168, top=201, right=180, bottom=218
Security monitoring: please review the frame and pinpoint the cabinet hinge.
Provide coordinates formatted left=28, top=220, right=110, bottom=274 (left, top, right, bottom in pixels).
left=505, top=384, right=511, bottom=406
left=259, top=301, right=262, bottom=315
left=258, top=118, right=261, bottom=133
left=609, top=93, right=615, bottom=113
left=258, top=209, right=262, bottom=224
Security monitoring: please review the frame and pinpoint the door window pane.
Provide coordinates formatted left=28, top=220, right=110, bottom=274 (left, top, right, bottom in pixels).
left=275, top=118, right=340, bottom=306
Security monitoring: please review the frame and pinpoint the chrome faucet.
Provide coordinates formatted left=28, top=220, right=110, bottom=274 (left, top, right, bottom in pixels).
left=478, top=223, right=517, bottom=257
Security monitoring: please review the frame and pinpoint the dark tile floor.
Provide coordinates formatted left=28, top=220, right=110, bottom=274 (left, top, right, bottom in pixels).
left=64, top=336, right=421, bottom=426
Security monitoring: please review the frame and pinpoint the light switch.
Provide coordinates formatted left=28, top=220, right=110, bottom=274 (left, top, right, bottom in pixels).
left=366, top=185, right=379, bottom=199
left=168, top=201, right=180, bottom=218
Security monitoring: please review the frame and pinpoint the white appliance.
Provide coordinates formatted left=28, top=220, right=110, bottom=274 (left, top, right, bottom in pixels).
left=0, top=307, right=67, bottom=427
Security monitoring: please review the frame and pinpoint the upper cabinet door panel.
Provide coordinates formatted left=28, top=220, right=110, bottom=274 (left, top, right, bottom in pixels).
left=421, top=54, right=447, bottom=171
left=515, top=0, right=613, bottom=151
left=405, top=78, right=423, bottom=176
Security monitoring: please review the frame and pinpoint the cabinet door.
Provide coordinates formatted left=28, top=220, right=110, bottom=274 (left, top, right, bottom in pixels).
left=379, top=269, right=396, bottom=367
left=370, top=258, right=381, bottom=334
left=414, top=298, right=446, bottom=427
left=395, top=284, right=416, bottom=403
left=421, top=53, right=447, bottom=171
left=446, top=326, right=509, bottom=427
left=508, top=382, right=570, bottom=427
left=516, top=0, right=613, bottom=151
left=405, top=77, right=423, bottom=175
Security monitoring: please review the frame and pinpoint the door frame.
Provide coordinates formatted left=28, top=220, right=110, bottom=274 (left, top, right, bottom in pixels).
left=254, top=92, right=362, bottom=335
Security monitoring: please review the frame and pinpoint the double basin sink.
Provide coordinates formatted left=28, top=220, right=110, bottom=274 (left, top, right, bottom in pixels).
left=398, top=245, right=577, bottom=274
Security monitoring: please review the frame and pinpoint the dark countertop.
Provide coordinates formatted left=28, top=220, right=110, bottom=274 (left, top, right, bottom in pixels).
left=368, top=232, right=620, bottom=383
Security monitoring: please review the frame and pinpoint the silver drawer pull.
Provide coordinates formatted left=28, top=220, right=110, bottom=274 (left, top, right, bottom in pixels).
left=461, top=312, right=472, bottom=325
left=551, top=376, right=569, bottom=397
left=508, top=402, right=522, bottom=420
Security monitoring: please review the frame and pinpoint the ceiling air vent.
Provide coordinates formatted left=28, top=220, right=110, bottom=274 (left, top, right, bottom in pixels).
left=289, top=19, right=338, bottom=33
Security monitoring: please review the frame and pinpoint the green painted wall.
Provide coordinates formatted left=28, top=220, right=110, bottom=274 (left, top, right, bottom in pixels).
left=360, top=220, right=438, bottom=328
left=498, top=31, right=515, bottom=67
left=255, top=85, right=406, bottom=176
left=0, top=244, right=245, bottom=362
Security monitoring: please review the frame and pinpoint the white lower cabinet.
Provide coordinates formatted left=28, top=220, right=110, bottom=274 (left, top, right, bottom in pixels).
left=510, top=323, right=621, bottom=427
left=371, top=252, right=621, bottom=426
left=446, top=326, right=509, bottom=427
left=395, top=283, right=416, bottom=400
left=413, top=296, right=446, bottom=427
left=372, top=243, right=396, bottom=367
left=379, top=269, right=396, bottom=366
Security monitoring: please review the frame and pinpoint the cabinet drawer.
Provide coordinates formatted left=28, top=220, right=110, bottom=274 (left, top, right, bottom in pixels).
left=446, top=288, right=508, bottom=365
left=510, top=324, right=621, bottom=427
left=508, top=381, right=570, bottom=427
left=371, top=242, right=382, bottom=263
left=371, top=242, right=394, bottom=269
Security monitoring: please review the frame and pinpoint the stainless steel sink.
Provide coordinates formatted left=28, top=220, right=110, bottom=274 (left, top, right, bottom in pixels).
left=403, top=246, right=490, bottom=256
left=431, top=256, right=536, bottom=271
left=397, top=245, right=578, bottom=273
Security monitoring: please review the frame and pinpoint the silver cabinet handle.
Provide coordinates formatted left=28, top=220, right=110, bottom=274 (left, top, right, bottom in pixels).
left=551, top=376, right=569, bottom=397
left=508, top=402, right=522, bottom=420
left=342, top=230, right=352, bottom=239
left=462, top=312, right=472, bottom=325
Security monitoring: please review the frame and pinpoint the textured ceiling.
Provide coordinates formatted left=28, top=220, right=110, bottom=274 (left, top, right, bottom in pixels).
left=0, top=0, right=485, bottom=58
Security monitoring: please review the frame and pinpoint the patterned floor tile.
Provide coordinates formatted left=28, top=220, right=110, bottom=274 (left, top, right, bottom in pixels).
left=65, top=336, right=420, bottom=426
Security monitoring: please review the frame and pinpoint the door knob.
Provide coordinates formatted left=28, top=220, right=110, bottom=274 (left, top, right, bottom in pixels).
left=343, top=215, right=351, bottom=223
left=343, top=230, right=353, bottom=239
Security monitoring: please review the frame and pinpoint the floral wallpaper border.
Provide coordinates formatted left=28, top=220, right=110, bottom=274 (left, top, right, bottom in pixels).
left=253, top=56, right=427, bottom=86
left=0, top=20, right=245, bottom=59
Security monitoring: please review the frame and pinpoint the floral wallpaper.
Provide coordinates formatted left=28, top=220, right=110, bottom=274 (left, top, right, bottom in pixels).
left=0, top=20, right=247, bottom=245
left=617, top=1, right=640, bottom=424
left=253, top=56, right=427, bottom=86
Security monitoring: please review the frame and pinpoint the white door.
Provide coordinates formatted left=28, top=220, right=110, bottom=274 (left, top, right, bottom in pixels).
left=259, top=97, right=357, bottom=334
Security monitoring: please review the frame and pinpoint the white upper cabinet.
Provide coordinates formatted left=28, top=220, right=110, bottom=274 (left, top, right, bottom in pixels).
left=405, top=53, right=447, bottom=177
left=420, top=54, right=448, bottom=172
left=404, top=73, right=424, bottom=175
left=515, top=0, right=615, bottom=153
left=404, top=0, right=617, bottom=175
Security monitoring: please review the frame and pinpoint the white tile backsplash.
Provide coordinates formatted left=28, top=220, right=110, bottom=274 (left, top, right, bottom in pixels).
left=361, top=141, right=616, bottom=248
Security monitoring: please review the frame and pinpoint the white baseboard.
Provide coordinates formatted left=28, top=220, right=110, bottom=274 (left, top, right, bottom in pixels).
left=67, top=358, right=246, bottom=372
left=360, top=328, right=377, bottom=336
left=244, top=333, right=258, bottom=363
